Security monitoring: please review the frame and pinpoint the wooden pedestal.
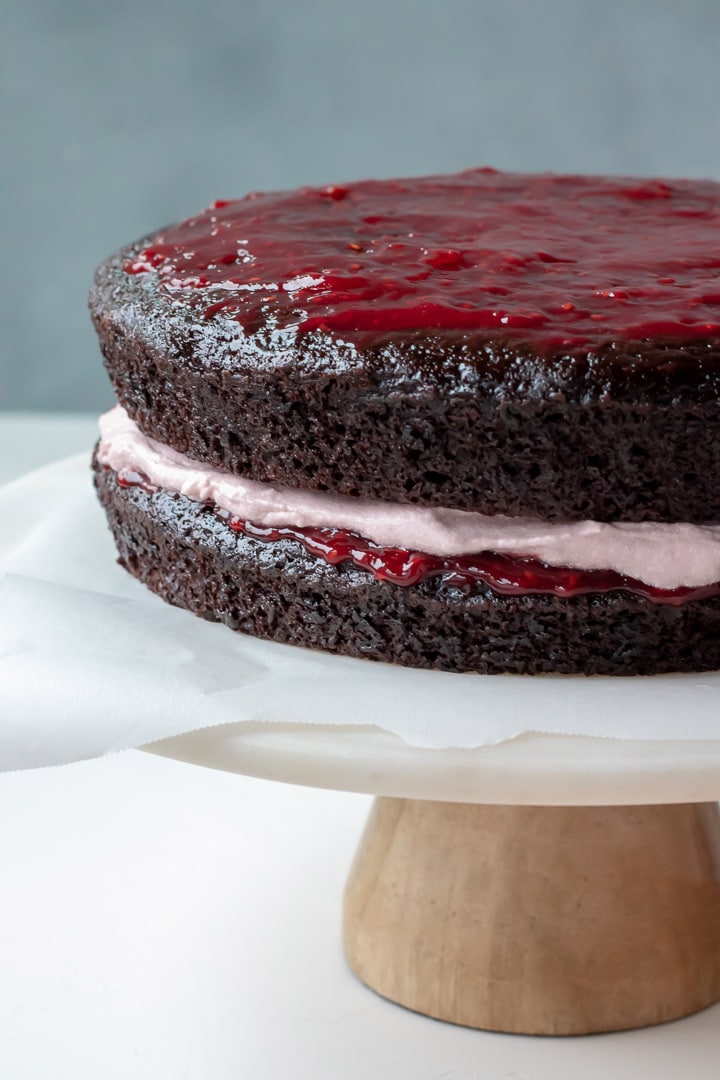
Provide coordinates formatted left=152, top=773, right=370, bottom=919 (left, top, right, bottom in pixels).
left=343, top=799, right=720, bottom=1035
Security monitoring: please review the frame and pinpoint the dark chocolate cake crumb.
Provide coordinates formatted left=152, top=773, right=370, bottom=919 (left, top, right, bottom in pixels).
left=90, top=238, right=720, bottom=524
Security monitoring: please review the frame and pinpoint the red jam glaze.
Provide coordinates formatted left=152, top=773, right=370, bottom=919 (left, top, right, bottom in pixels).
left=124, top=169, right=720, bottom=349
left=115, top=470, right=718, bottom=606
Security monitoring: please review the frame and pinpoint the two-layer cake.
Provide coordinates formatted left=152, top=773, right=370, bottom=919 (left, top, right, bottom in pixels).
left=90, top=169, right=720, bottom=674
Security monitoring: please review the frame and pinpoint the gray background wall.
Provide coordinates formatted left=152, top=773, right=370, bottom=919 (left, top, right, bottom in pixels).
left=2, top=0, right=720, bottom=412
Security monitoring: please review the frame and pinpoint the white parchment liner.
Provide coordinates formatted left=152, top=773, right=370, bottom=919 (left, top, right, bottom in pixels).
left=1, top=453, right=720, bottom=773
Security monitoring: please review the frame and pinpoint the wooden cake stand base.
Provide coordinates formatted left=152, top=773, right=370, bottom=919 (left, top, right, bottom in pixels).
left=343, top=799, right=720, bottom=1035
left=151, top=721, right=720, bottom=1038
left=149, top=719, right=720, bottom=1038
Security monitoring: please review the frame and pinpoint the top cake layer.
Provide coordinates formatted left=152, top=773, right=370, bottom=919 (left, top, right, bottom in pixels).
left=90, top=169, right=720, bottom=523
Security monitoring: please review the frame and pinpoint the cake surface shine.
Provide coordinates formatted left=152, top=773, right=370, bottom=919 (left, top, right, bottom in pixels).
left=90, top=167, right=720, bottom=675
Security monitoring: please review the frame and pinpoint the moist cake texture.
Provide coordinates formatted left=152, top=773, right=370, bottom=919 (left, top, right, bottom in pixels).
left=90, top=168, right=720, bottom=674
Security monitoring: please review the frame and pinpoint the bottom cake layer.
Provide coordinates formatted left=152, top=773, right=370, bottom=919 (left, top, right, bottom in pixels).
left=93, top=460, right=720, bottom=676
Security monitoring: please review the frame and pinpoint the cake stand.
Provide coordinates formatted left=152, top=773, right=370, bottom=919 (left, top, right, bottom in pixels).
left=4, top=453, right=720, bottom=1037
left=147, top=721, right=720, bottom=1037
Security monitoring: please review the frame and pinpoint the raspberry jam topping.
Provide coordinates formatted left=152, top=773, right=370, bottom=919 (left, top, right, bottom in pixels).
left=124, top=169, right=720, bottom=349
left=116, top=471, right=718, bottom=605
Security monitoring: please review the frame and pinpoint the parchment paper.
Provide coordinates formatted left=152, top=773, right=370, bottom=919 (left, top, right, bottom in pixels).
left=1, top=454, right=719, bottom=772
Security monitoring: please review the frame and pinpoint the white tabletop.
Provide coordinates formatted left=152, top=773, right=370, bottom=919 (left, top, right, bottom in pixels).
left=2, top=413, right=720, bottom=1079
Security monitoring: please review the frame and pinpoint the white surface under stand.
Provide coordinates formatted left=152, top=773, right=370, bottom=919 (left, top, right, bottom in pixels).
left=3, top=415, right=720, bottom=1075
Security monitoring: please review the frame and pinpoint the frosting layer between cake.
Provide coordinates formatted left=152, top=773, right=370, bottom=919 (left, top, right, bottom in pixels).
left=98, top=406, right=720, bottom=590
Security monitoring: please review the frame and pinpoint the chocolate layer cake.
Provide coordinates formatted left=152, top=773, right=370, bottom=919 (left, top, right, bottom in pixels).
left=90, top=168, right=720, bottom=675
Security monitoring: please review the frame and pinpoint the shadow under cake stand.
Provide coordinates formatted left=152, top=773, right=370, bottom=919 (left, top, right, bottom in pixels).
left=148, top=722, right=720, bottom=1037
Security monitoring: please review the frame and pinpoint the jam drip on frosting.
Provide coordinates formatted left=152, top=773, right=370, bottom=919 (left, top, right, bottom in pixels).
left=116, top=471, right=717, bottom=606
left=124, top=169, right=720, bottom=349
